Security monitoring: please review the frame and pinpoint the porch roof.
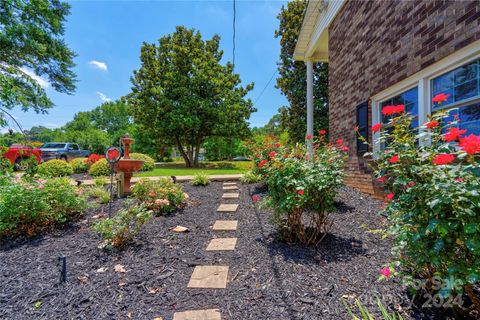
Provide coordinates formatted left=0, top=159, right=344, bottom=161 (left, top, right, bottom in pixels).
left=293, top=0, right=347, bottom=62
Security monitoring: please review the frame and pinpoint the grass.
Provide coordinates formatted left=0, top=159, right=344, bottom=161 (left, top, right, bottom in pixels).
left=135, top=161, right=252, bottom=177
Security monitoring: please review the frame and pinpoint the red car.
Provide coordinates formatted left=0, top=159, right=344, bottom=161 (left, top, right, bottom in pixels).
left=2, top=144, right=42, bottom=170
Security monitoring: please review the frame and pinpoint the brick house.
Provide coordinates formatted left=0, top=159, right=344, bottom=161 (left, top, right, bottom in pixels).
left=294, top=0, right=480, bottom=197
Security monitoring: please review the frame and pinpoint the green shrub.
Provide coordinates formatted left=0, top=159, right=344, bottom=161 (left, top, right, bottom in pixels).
left=191, top=172, right=209, bottom=186
left=37, top=159, right=73, bottom=177
left=0, top=177, right=85, bottom=237
left=71, top=158, right=89, bottom=174
left=88, top=186, right=110, bottom=204
left=129, top=153, right=155, bottom=171
left=363, top=95, right=480, bottom=308
left=92, top=203, right=152, bottom=247
left=88, top=158, right=111, bottom=177
left=254, top=136, right=347, bottom=245
left=240, top=171, right=260, bottom=184
left=131, top=178, right=187, bottom=214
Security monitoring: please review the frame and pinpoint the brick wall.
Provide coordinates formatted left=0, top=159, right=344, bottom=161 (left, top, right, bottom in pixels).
left=328, top=0, right=480, bottom=172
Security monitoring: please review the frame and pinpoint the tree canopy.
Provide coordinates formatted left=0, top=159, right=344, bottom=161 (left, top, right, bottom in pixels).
left=275, top=0, right=329, bottom=143
left=127, top=26, right=255, bottom=167
left=0, top=0, right=76, bottom=126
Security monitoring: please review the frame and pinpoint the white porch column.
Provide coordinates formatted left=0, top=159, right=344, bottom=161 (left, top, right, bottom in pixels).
left=306, top=60, right=314, bottom=156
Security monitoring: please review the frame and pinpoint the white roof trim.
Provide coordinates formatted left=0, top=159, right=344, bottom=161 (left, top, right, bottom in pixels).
left=294, top=0, right=347, bottom=62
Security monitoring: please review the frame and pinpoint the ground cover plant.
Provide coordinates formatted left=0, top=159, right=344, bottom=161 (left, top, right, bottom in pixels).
left=190, top=172, right=209, bottom=186
left=363, top=94, right=480, bottom=316
left=252, top=135, right=347, bottom=245
left=240, top=170, right=260, bottom=184
left=131, top=178, right=187, bottom=214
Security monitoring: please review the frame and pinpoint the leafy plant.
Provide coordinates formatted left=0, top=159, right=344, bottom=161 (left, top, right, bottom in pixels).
left=131, top=178, right=187, bottom=214
left=191, top=172, right=210, bottom=186
left=252, top=135, right=347, bottom=245
left=94, top=176, right=108, bottom=187
left=88, top=186, right=110, bottom=204
left=240, top=170, right=260, bottom=184
left=88, top=158, right=111, bottom=177
left=92, top=203, right=152, bottom=247
left=0, top=177, right=85, bottom=237
left=37, top=159, right=73, bottom=177
left=342, top=298, right=405, bottom=320
left=129, top=152, right=154, bottom=171
left=70, top=157, right=89, bottom=173
left=361, top=94, right=480, bottom=310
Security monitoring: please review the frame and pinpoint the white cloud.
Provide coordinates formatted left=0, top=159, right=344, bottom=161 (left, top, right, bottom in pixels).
left=88, top=60, right=108, bottom=71
left=20, top=67, right=50, bottom=88
left=96, top=91, right=111, bottom=103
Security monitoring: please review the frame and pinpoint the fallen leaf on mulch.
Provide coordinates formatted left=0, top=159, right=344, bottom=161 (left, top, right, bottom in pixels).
left=119, top=280, right=127, bottom=287
left=172, top=226, right=189, bottom=233
left=114, top=264, right=126, bottom=273
left=148, top=287, right=163, bottom=294
left=96, top=267, right=107, bottom=273
left=77, top=275, right=89, bottom=284
left=341, top=294, right=356, bottom=299
left=127, top=311, right=132, bottom=318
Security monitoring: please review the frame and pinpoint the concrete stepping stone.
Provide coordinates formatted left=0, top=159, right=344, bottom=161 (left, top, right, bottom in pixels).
left=187, top=266, right=229, bottom=289
left=223, top=182, right=236, bottom=186
left=222, top=185, right=238, bottom=191
left=206, top=238, right=237, bottom=251
left=173, top=309, right=221, bottom=320
left=222, top=193, right=239, bottom=199
left=212, top=220, right=238, bottom=231
left=217, top=204, right=238, bottom=212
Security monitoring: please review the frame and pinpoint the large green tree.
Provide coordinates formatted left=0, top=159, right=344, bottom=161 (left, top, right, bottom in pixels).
left=127, top=26, right=255, bottom=167
left=0, top=0, right=76, bottom=126
left=275, top=0, right=329, bottom=143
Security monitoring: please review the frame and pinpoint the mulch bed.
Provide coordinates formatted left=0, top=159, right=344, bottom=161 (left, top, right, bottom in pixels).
left=0, top=183, right=454, bottom=319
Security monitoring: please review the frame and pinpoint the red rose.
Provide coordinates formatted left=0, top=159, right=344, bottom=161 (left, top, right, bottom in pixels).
left=443, top=127, right=467, bottom=142
left=388, top=155, right=399, bottom=163
left=409, top=181, right=415, bottom=187
left=425, top=120, right=438, bottom=129
left=274, top=143, right=281, bottom=148
left=341, top=146, right=350, bottom=152
left=284, top=153, right=289, bottom=158
left=336, top=139, right=344, bottom=146
left=432, top=93, right=450, bottom=104
left=306, top=134, right=313, bottom=140
left=269, top=151, right=277, bottom=159
left=372, top=123, right=382, bottom=133
left=252, top=195, right=260, bottom=203
left=382, top=104, right=405, bottom=116
left=258, top=159, right=268, bottom=168
left=255, top=153, right=260, bottom=158
left=458, top=134, right=480, bottom=155
left=376, top=176, right=387, bottom=183
left=433, top=154, right=455, bottom=165
left=386, top=193, right=394, bottom=201
left=297, top=190, right=304, bottom=195
left=319, top=130, right=327, bottom=135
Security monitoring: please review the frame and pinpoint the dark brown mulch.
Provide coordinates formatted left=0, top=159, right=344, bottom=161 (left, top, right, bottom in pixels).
left=0, top=183, right=453, bottom=319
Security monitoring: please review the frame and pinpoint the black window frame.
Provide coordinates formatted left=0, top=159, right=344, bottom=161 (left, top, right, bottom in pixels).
left=356, top=101, right=369, bottom=155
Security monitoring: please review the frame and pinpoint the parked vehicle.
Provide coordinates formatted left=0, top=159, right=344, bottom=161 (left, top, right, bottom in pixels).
left=2, top=144, right=42, bottom=170
left=40, top=143, right=90, bottom=162
left=232, top=156, right=250, bottom=161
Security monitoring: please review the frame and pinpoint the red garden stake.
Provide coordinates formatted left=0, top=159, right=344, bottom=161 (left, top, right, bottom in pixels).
left=105, top=147, right=121, bottom=217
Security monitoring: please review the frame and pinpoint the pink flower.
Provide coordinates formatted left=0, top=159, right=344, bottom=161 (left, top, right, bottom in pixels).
left=388, top=155, right=399, bottom=163
left=252, top=195, right=260, bottom=203
left=372, top=123, right=382, bottom=133
left=386, top=193, right=394, bottom=201
left=380, top=267, right=392, bottom=278
left=319, top=130, right=327, bottom=135
left=306, top=134, right=313, bottom=140
left=297, top=190, right=304, bottom=195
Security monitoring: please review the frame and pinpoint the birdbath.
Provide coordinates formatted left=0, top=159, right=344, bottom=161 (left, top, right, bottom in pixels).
left=115, top=134, right=144, bottom=196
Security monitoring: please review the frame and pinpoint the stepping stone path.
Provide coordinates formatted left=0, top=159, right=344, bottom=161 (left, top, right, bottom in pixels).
left=222, top=193, right=239, bottom=199
left=216, top=204, right=238, bottom=212
left=173, top=309, right=221, bottom=320
left=177, top=181, right=241, bottom=319
left=206, top=238, right=237, bottom=251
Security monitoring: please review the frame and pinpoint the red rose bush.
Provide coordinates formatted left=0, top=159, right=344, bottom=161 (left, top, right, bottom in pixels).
left=362, top=94, right=480, bottom=311
left=251, top=133, right=347, bottom=245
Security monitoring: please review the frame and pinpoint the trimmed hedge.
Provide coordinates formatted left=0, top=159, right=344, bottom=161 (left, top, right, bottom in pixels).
left=88, top=158, right=111, bottom=177
left=129, top=153, right=155, bottom=171
left=71, top=158, right=89, bottom=174
left=37, top=159, right=73, bottom=177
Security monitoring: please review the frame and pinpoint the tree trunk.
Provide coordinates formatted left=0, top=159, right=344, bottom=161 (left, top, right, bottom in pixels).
left=193, top=136, right=202, bottom=167
left=186, top=144, right=194, bottom=168
left=175, top=136, right=191, bottom=167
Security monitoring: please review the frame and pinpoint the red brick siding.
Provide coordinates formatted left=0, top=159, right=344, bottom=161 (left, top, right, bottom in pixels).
left=328, top=0, right=480, bottom=170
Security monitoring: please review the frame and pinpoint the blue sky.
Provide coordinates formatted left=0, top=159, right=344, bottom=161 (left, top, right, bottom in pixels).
left=6, top=0, right=288, bottom=132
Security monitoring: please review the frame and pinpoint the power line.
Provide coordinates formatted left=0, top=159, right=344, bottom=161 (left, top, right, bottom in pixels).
left=253, top=69, right=278, bottom=106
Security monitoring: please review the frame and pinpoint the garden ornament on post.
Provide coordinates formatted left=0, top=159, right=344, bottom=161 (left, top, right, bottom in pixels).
left=105, top=147, right=121, bottom=217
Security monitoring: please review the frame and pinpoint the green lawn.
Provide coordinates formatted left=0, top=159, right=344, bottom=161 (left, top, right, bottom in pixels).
left=135, top=161, right=252, bottom=177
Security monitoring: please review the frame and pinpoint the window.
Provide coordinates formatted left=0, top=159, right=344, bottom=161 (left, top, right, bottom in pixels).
left=356, top=101, right=369, bottom=155
left=431, top=59, right=480, bottom=135
left=380, top=87, right=419, bottom=129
